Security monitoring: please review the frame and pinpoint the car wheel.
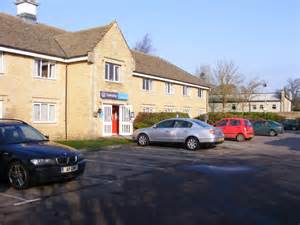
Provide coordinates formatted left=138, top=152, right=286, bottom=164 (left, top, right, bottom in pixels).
left=236, top=134, right=245, bottom=142
left=269, top=130, right=277, bottom=136
left=185, top=137, right=199, bottom=151
left=137, top=134, right=150, bottom=146
left=8, top=161, right=30, bottom=190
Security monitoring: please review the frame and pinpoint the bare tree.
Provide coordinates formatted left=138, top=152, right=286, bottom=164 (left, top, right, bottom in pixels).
left=285, top=78, right=300, bottom=110
left=239, top=79, right=267, bottom=112
left=212, top=60, right=243, bottom=112
left=195, top=65, right=212, bottom=84
left=134, top=33, right=154, bottom=54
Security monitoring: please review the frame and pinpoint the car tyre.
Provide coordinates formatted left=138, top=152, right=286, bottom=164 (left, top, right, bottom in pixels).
left=269, top=130, right=277, bottom=136
left=236, top=134, right=245, bottom=142
left=137, top=134, right=150, bottom=146
left=8, top=161, right=31, bottom=190
left=185, top=137, right=200, bottom=151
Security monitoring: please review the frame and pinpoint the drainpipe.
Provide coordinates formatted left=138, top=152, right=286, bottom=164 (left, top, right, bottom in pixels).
left=65, top=64, right=68, bottom=140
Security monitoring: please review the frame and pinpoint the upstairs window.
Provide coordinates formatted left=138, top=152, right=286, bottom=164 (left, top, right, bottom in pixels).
left=34, top=59, right=55, bottom=79
left=105, top=63, right=120, bottom=82
left=198, top=89, right=203, bottom=98
left=142, top=78, right=152, bottom=91
left=260, top=105, right=264, bottom=110
left=165, top=82, right=174, bottom=95
left=272, top=104, right=277, bottom=109
left=183, top=86, right=190, bottom=96
left=252, top=105, right=257, bottom=110
left=232, top=104, right=237, bottom=111
left=0, top=52, right=4, bottom=74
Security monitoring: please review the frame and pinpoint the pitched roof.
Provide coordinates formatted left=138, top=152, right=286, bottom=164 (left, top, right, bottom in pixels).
left=132, top=50, right=210, bottom=88
left=54, top=23, right=114, bottom=58
left=0, top=13, right=209, bottom=88
left=0, top=13, right=66, bottom=57
left=0, top=13, right=113, bottom=58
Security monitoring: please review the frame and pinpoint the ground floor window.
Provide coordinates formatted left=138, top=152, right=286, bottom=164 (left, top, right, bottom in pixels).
left=164, top=106, right=176, bottom=112
left=0, top=101, right=3, bottom=118
left=252, top=105, right=257, bottom=110
left=260, top=105, right=264, bottom=110
left=33, top=103, right=56, bottom=123
left=143, top=106, right=154, bottom=113
left=272, top=104, right=277, bottom=109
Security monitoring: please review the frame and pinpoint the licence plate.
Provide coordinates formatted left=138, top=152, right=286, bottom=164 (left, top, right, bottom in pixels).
left=61, top=165, right=78, bottom=174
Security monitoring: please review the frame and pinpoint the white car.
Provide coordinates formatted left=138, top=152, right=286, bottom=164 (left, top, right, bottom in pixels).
left=133, top=118, right=224, bottom=151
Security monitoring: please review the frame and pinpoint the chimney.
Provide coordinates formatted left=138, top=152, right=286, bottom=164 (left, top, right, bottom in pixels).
left=15, top=0, right=39, bottom=23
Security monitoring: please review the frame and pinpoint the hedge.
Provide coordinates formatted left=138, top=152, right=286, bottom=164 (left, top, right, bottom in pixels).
left=195, top=112, right=286, bottom=124
left=134, top=112, right=189, bottom=129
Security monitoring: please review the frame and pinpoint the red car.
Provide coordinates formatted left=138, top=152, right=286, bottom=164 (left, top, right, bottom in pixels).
left=214, top=118, right=254, bottom=141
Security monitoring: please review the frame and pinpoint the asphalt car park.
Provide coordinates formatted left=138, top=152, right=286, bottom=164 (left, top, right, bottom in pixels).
left=0, top=132, right=299, bottom=225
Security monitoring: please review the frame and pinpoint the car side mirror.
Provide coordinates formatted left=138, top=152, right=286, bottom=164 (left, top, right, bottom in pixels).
left=153, top=124, right=157, bottom=128
left=45, top=135, right=50, bottom=140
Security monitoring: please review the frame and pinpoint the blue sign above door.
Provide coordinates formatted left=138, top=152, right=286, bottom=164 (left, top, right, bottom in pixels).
left=100, top=91, right=128, bottom=101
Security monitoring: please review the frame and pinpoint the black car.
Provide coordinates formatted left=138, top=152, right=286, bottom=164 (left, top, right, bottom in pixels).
left=282, top=119, right=300, bottom=131
left=0, top=119, right=85, bottom=189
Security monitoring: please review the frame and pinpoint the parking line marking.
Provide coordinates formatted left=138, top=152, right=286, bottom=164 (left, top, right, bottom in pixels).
left=85, top=159, right=166, bottom=170
left=13, top=198, right=41, bottom=206
left=0, top=193, right=27, bottom=201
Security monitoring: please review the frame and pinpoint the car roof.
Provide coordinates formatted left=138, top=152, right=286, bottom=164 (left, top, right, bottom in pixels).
left=0, top=119, right=27, bottom=127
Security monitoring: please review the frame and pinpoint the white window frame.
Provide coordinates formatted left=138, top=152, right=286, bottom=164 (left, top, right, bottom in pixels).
left=164, top=106, right=176, bottom=112
left=105, top=62, right=121, bottom=82
left=165, top=82, right=174, bottom=95
left=34, top=59, right=56, bottom=80
left=183, top=86, right=190, bottom=96
left=33, top=102, right=57, bottom=123
left=0, top=52, right=4, bottom=74
left=198, top=88, right=203, bottom=98
left=0, top=101, right=4, bottom=118
left=142, top=78, right=153, bottom=91
left=143, top=106, right=155, bottom=113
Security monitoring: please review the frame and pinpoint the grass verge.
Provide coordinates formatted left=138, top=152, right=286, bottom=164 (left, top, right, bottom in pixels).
left=56, top=138, right=133, bottom=151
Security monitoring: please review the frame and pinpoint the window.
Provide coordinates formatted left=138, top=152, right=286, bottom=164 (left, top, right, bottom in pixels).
left=164, top=106, right=175, bottom=112
left=142, top=78, right=152, bottom=91
left=232, top=104, right=237, bottom=111
left=230, top=119, right=241, bottom=126
left=260, top=105, right=264, bottom=110
left=0, top=52, right=4, bottom=74
left=183, top=86, right=189, bottom=96
left=156, top=120, right=175, bottom=128
left=105, top=62, right=120, bottom=82
left=33, top=103, right=56, bottom=123
left=183, top=107, right=191, bottom=115
left=34, top=59, right=55, bottom=79
left=272, top=104, right=277, bottom=109
left=165, top=82, right=174, bottom=95
left=143, top=107, right=154, bottom=113
left=174, top=120, right=193, bottom=128
left=198, top=89, right=203, bottom=98
left=0, top=101, right=3, bottom=118
left=252, top=105, right=257, bottom=110
left=216, top=120, right=227, bottom=127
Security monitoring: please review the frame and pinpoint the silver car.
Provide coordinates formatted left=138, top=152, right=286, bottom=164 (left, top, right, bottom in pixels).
left=133, top=118, right=224, bottom=151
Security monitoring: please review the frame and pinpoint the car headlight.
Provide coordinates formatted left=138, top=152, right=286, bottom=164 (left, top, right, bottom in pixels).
left=77, top=153, right=84, bottom=162
left=30, top=158, right=56, bottom=166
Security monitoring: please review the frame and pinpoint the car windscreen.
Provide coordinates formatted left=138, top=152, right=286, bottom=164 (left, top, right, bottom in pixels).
left=0, top=124, right=47, bottom=144
left=271, top=121, right=281, bottom=126
left=192, top=119, right=212, bottom=128
left=245, top=120, right=253, bottom=127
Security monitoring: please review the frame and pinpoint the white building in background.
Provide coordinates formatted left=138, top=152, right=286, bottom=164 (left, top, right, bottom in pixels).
left=209, top=90, right=292, bottom=113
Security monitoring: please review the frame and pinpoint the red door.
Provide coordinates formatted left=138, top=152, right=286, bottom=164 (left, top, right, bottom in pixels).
left=112, top=106, right=119, bottom=134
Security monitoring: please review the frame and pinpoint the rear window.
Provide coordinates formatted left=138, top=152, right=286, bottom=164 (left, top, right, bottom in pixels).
left=230, top=120, right=241, bottom=126
left=245, top=120, right=252, bottom=127
left=192, top=119, right=211, bottom=128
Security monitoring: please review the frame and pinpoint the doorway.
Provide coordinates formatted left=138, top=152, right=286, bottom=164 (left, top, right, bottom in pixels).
left=112, top=105, right=119, bottom=135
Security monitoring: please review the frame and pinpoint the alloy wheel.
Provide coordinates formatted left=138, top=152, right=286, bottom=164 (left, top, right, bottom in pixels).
left=186, top=137, right=199, bottom=151
left=8, top=162, right=29, bottom=189
left=138, top=134, right=149, bottom=146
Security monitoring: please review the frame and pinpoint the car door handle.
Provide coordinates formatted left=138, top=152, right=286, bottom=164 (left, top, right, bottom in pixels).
left=3, top=152, right=9, bottom=156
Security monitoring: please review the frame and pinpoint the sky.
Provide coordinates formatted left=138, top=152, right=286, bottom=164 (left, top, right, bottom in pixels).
left=1, top=0, right=299, bottom=91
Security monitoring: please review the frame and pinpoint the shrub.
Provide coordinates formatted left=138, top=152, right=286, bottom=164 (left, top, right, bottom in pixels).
left=134, top=112, right=189, bottom=129
left=195, top=112, right=285, bottom=124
